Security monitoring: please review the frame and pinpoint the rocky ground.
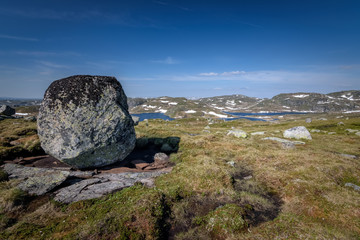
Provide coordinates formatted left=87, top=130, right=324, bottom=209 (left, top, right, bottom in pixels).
left=0, top=111, right=359, bottom=239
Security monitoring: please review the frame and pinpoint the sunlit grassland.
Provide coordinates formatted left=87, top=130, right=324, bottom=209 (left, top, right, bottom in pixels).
left=0, top=113, right=359, bottom=239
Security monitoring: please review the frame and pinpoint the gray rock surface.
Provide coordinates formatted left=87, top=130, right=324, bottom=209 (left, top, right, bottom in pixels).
left=346, top=129, right=359, bottom=133
left=131, top=115, right=140, bottom=126
left=227, top=129, right=248, bottom=138
left=0, top=105, right=15, bottom=116
left=4, top=164, right=70, bottom=195
left=345, top=183, right=360, bottom=192
left=37, top=75, right=136, bottom=169
left=305, top=118, right=312, bottom=123
left=283, top=126, right=312, bottom=140
left=262, top=137, right=305, bottom=149
left=54, top=170, right=171, bottom=203
left=340, top=153, right=357, bottom=159
left=250, top=131, right=265, bottom=136
left=154, top=152, right=169, bottom=166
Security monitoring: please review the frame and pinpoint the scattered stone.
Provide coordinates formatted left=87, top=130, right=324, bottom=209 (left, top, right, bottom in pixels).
left=25, top=116, right=37, bottom=122
left=131, top=115, right=140, bottom=126
left=318, top=118, right=327, bottom=121
left=250, top=131, right=265, bottom=136
left=340, top=153, right=357, bottom=159
left=243, top=175, right=253, bottom=180
left=262, top=137, right=305, bottom=149
left=305, top=118, right=312, bottom=123
left=227, top=161, right=235, bottom=167
left=328, top=132, right=336, bottom=135
left=37, top=75, right=136, bottom=169
left=153, top=152, right=169, bottom=166
left=337, top=122, right=344, bottom=126
left=283, top=126, right=312, bottom=140
left=204, top=125, right=211, bottom=130
left=227, top=129, right=248, bottom=138
left=9, top=140, right=21, bottom=146
left=356, top=132, right=360, bottom=136
left=345, top=183, right=360, bottom=192
left=273, top=130, right=281, bottom=133
left=202, top=130, right=210, bottom=133
left=4, top=164, right=69, bottom=195
left=346, top=129, right=359, bottom=133
left=310, top=129, right=321, bottom=133
left=281, top=141, right=295, bottom=149
left=0, top=105, right=15, bottom=116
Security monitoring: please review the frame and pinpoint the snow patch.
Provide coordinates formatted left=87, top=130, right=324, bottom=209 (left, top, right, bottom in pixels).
left=168, top=102, right=178, bottom=105
left=15, top=113, right=29, bottom=116
left=293, top=94, right=309, bottom=98
left=203, top=111, right=229, bottom=118
left=185, top=110, right=196, bottom=114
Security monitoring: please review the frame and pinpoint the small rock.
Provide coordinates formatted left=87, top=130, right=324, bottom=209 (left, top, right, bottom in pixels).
left=328, top=132, right=336, bottom=135
left=337, top=122, right=344, bottom=126
left=283, top=126, right=312, bottom=140
left=305, top=118, right=312, bottom=123
left=0, top=105, right=15, bottom=116
left=25, top=116, right=37, bottom=122
left=140, top=178, right=156, bottom=188
left=310, top=129, right=321, bottom=133
left=9, top=140, right=21, bottom=146
left=227, top=129, right=248, bottom=138
left=318, top=118, right=327, bottom=121
left=202, top=130, right=210, bottom=133
left=356, top=132, right=360, bottom=136
left=204, top=126, right=211, bottom=130
left=340, top=153, right=357, bottom=159
left=250, top=131, right=265, bottom=136
left=243, top=175, right=253, bottom=180
left=281, top=141, right=295, bottom=149
left=131, top=116, right=140, bottom=126
left=346, top=129, right=359, bottom=133
left=154, top=152, right=169, bottom=166
left=345, top=183, right=360, bottom=192
left=227, top=161, right=235, bottom=167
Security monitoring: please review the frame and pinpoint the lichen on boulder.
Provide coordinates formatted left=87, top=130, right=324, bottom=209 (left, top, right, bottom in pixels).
left=37, top=75, right=136, bottom=169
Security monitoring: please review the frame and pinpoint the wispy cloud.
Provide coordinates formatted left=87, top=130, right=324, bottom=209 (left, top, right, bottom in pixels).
left=15, top=51, right=81, bottom=57
left=153, top=1, right=191, bottom=11
left=151, top=56, right=179, bottom=64
left=0, top=34, right=38, bottom=41
left=36, top=61, right=69, bottom=69
left=199, top=72, right=219, bottom=76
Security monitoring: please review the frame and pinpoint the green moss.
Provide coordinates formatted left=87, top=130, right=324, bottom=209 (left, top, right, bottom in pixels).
left=203, top=204, right=247, bottom=236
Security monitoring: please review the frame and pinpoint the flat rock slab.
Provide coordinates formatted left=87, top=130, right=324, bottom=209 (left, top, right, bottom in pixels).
left=3, top=164, right=94, bottom=195
left=262, top=137, right=305, bottom=149
left=283, top=126, right=312, bottom=140
left=54, top=169, right=172, bottom=203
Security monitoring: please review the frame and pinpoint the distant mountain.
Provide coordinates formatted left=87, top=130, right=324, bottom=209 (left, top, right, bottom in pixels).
left=2, top=91, right=359, bottom=117
left=128, top=90, right=360, bottom=117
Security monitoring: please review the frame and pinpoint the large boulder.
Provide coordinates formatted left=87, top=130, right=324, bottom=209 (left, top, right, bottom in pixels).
left=37, top=75, right=136, bottom=169
left=0, top=105, right=15, bottom=116
left=283, top=126, right=312, bottom=140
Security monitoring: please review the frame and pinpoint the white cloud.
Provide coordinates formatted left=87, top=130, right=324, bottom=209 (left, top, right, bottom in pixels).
left=151, top=56, right=179, bottom=64
left=199, top=72, right=218, bottom=76
left=221, top=70, right=245, bottom=76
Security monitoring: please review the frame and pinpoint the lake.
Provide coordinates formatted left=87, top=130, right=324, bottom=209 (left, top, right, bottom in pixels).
left=131, top=113, right=174, bottom=121
left=223, top=111, right=306, bottom=121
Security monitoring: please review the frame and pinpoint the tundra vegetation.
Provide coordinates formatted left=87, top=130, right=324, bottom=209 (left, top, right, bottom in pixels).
left=0, top=112, right=360, bottom=239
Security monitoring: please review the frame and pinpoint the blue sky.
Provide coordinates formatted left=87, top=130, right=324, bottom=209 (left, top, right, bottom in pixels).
left=0, top=0, right=359, bottom=99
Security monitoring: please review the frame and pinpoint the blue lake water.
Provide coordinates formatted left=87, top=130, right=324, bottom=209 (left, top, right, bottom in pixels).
left=132, top=111, right=306, bottom=122
left=132, top=113, right=174, bottom=121
left=223, top=111, right=306, bottom=121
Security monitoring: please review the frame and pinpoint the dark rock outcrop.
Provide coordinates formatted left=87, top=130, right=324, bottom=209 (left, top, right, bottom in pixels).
left=37, top=75, right=136, bottom=169
left=0, top=105, right=15, bottom=116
